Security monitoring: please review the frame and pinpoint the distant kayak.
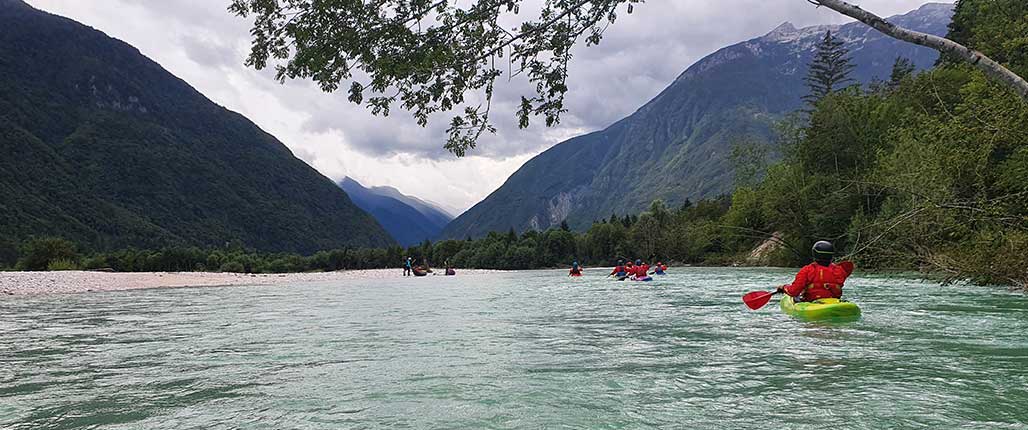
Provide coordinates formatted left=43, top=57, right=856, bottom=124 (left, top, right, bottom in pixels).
left=570, top=273, right=582, bottom=277
left=780, top=295, right=860, bottom=321
left=413, top=269, right=428, bottom=277
left=632, top=276, right=652, bottom=282
left=445, top=269, right=455, bottom=276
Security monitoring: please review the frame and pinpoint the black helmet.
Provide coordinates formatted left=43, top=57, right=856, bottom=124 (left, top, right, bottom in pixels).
left=812, top=241, right=834, bottom=263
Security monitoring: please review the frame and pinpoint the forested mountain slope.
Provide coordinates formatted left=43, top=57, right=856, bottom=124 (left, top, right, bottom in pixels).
left=441, top=3, right=953, bottom=239
left=0, top=0, right=394, bottom=253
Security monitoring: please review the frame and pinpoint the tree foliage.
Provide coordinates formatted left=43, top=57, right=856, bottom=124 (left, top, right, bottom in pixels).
left=229, top=0, right=641, bottom=156
left=16, top=237, right=79, bottom=271
left=803, top=31, right=856, bottom=108
left=946, top=0, right=1028, bottom=77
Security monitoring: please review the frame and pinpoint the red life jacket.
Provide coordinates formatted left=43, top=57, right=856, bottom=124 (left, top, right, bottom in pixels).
left=610, top=265, right=626, bottom=275
left=783, top=262, right=853, bottom=301
left=636, top=265, right=650, bottom=277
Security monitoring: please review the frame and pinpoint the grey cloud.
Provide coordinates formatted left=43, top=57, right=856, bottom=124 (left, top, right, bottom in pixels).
left=180, top=35, right=239, bottom=69
left=220, top=0, right=955, bottom=161
left=27, top=0, right=953, bottom=164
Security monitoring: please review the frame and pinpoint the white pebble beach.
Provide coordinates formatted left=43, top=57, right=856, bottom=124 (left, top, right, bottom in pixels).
left=0, top=269, right=502, bottom=296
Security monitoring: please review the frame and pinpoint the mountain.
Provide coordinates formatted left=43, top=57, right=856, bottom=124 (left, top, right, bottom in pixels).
left=441, top=3, right=955, bottom=239
left=337, top=178, right=453, bottom=246
left=365, top=185, right=457, bottom=226
left=0, top=0, right=394, bottom=253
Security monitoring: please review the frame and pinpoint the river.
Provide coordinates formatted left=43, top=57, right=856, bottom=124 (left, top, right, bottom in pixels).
left=2, top=268, right=1027, bottom=429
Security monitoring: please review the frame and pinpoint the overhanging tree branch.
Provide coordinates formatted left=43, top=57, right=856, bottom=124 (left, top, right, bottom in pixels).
left=807, top=0, right=1028, bottom=102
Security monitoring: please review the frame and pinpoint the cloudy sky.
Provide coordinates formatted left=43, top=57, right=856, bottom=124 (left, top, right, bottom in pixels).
left=26, top=0, right=950, bottom=215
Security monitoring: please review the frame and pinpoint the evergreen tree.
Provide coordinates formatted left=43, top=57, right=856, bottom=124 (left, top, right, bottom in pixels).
left=889, top=56, right=916, bottom=89
left=803, top=31, right=856, bottom=108
left=560, top=220, right=571, bottom=232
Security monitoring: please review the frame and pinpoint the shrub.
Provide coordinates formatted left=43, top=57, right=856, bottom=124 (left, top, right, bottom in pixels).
left=46, top=259, right=80, bottom=271
left=219, top=261, right=246, bottom=273
left=81, top=255, right=110, bottom=271
left=0, top=238, right=18, bottom=269
left=16, top=237, right=79, bottom=271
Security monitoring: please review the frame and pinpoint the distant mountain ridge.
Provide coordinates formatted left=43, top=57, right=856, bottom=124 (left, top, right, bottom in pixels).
left=338, top=178, right=453, bottom=246
left=441, top=3, right=954, bottom=239
left=366, top=185, right=457, bottom=223
left=0, top=0, right=394, bottom=252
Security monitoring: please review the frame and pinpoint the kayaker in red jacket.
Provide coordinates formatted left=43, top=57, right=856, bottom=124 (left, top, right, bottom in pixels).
left=569, top=261, right=583, bottom=277
left=610, top=259, right=628, bottom=278
left=777, top=241, right=854, bottom=302
left=633, top=259, right=650, bottom=279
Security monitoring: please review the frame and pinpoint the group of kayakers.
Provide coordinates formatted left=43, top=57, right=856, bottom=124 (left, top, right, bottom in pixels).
left=608, top=259, right=667, bottom=281
left=405, top=238, right=854, bottom=307
left=403, top=256, right=456, bottom=277
left=568, top=240, right=855, bottom=306
left=567, top=258, right=668, bottom=281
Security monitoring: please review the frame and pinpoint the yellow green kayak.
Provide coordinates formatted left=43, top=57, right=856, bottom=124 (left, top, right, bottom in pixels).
left=780, top=296, right=861, bottom=321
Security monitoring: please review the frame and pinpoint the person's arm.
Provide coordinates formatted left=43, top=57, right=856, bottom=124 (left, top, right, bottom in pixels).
left=778, top=266, right=810, bottom=297
left=841, top=261, right=855, bottom=277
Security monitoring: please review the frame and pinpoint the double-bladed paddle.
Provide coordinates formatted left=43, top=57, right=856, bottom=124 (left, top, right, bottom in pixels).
left=742, top=290, right=780, bottom=310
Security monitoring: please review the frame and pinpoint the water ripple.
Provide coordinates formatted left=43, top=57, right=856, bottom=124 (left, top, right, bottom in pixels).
left=1, top=268, right=1027, bottom=429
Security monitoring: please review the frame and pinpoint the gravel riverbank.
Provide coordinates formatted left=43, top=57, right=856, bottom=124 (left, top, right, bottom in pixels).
left=0, top=269, right=500, bottom=296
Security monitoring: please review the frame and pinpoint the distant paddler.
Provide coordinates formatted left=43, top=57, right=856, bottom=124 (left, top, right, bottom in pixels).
left=608, top=259, right=628, bottom=280
left=567, top=260, right=583, bottom=277
left=631, top=259, right=652, bottom=281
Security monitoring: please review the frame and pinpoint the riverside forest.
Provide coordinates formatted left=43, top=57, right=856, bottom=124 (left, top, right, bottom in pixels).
left=5, top=0, right=1027, bottom=289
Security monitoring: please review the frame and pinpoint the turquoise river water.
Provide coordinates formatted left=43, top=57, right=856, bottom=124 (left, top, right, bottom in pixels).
left=2, top=268, right=1027, bottom=429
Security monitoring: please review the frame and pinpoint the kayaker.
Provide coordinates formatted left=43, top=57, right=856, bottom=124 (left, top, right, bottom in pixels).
left=625, top=260, right=636, bottom=278
left=633, top=259, right=650, bottom=280
left=404, top=257, right=413, bottom=276
left=651, top=261, right=666, bottom=275
left=569, top=261, right=583, bottom=277
left=777, top=241, right=855, bottom=302
left=609, top=259, right=628, bottom=279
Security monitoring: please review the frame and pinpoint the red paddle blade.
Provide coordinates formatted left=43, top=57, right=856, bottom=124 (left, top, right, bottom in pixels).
left=840, top=261, right=855, bottom=274
left=742, top=291, right=774, bottom=310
